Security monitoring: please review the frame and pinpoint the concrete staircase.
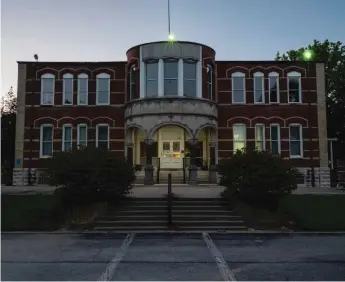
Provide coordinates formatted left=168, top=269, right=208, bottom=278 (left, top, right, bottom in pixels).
left=92, top=198, right=247, bottom=232
left=134, top=169, right=216, bottom=184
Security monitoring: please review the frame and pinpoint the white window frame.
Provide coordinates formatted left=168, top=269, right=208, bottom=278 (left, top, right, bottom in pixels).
left=287, top=71, right=302, bottom=103
left=129, top=65, right=136, bottom=100
left=77, top=73, right=88, bottom=105
left=268, top=72, right=280, bottom=103
left=96, top=73, right=110, bottom=105
left=62, top=124, right=73, bottom=151
left=289, top=123, right=303, bottom=158
left=62, top=73, right=73, bottom=105
left=232, top=72, right=246, bottom=104
left=254, top=124, right=266, bottom=151
left=270, top=124, right=281, bottom=154
left=39, top=124, right=54, bottom=158
left=40, top=73, right=55, bottom=105
left=164, top=58, right=179, bottom=96
left=145, top=59, right=159, bottom=97
left=233, top=123, right=246, bottom=152
left=207, top=64, right=213, bottom=100
left=96, top=124, right=110, bottom=150
left=183, top=59, right=197, bottom=97
left=253, top=72, right=265, bottom=104
left=77, top=123, right=88, bottom=148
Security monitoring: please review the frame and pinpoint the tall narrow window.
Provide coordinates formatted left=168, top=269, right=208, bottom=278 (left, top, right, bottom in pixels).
left=232, top=72, right=246, bottom=104
left=164, top=59, right=178, bottom=96
left=287, top=71, right=302, bottom=103
left=78, top=73, right=88, bottom=105
left=77, top=124, right=87, bottom=148
left=207, top=64, right=213, bottom=99
left=289, top=124, right=303, bottom=157
left=41, top=73, right=55, bottom=105
left=255, top=124, right=265, bottom=151
left=63, top=73, right=73, bottom=105
left=269, top=72, right=279, bottom=103
left=96, top=73, right=110, bottom=105
left=62, top=124, right=72, bottom=151
left=129, top=65, right=136, bottom=100
left=145, top=60, right=158, bottom=97
left=183, top=59, right=197, bottom=97
left=233, top=124, right=246, bottom=151
left=253, top=72, right=264, bottom=103
left=40, top=124, right=53, bottom=157
left=96, top=124, right=109, bottom=150
left=270, top=124, right=280, bottom=154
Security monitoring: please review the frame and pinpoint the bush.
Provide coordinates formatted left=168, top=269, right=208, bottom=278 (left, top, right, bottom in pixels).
left=218, top=149, right=297, bottom=211
left=44, top=147, right=135, bottom=210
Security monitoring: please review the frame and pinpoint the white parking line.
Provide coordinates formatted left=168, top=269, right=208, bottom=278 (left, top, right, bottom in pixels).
left=97, top=233, right=135, bottom=281
left=202, top=232, right=237, bottom=281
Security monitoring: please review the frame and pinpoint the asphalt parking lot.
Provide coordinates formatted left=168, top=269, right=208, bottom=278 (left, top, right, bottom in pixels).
left=1, top=233, right=345, bottom=281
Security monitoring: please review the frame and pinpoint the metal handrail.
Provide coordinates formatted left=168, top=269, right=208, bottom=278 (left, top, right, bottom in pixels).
left=156, top=157, right=160, bottom=184
left=168, top=173, right=172, bottom=225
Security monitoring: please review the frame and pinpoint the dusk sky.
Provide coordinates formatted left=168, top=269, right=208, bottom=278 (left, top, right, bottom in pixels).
left=2, top=0, right=345, bottom=97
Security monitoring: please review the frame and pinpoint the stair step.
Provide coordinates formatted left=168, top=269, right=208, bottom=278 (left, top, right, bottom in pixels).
left=92, top=226, right=248, bottom=231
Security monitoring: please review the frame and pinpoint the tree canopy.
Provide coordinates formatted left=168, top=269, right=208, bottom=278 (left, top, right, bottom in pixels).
left=276, top=40, right=345, bottom=159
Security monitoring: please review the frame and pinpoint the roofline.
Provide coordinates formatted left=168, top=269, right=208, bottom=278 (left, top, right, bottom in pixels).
left=215, top=60, right=324, bottom=63
left=17, top=61, right=127, bottom=64
left=126, top=40, right=215, bottom=55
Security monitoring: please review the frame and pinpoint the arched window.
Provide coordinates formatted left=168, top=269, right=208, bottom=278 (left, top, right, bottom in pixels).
left=78, top=73, right=88, bottom=105
left=96, top=73, right=110, bottom=105
left=268, top=72, right=279, bottom=103
left=63, top=73, right=73, bottom=105
left=41, top=73, right=55, bottom=105
left=231, top=72, right=246, bottom=104
left=253, top=72, right=264, bottom=104
left=287, top=71, right=302, bottom=103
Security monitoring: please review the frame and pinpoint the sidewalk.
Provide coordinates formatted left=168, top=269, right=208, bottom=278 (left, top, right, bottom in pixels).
left=2, top=184, right=345, bottom=196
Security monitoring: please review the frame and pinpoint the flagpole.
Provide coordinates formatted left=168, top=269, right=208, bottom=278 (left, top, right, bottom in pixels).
left=168, top=0, right=171, bottom=34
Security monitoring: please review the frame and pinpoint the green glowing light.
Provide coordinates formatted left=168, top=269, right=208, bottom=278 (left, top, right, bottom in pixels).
left=168, top=33, right=175, bottom=42
left=303, top=50, right=313, bottom=60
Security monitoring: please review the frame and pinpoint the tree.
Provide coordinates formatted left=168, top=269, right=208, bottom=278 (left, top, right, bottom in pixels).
left=218, top=149, right=297, bottom=211
left=1, top=87, right=17, bottom=185
left=44, top=146, right=136, bottom=210
left=276, top=40, right=345, bottom=160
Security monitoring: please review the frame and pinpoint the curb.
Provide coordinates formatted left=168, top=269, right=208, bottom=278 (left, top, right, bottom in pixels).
left=2, top=230, right=345, bottom=235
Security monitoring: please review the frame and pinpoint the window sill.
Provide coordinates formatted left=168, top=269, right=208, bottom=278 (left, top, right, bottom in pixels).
left=289, top=155, right=303, bottom=159
left=40, top=104, right=54, bottom=107
left=39, top=155, right=53, bottom=159
left=232, top=102, right=246, bottom=105
left=96, top=103, right=111, bottom=106
left=288, top=102, right=302, bottom=104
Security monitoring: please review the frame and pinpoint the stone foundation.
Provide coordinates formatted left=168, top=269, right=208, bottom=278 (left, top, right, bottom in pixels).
left=12, top=168, right=47, bottom=186
left=296, top=167, right=330, bottom=188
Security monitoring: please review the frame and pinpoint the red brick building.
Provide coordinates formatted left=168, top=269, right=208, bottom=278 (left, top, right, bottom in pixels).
left=13, top=41, right=330, bottom=187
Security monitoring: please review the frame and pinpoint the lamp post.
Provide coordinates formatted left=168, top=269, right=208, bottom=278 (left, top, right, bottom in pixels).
left=303, top=50, right=315, bottom=187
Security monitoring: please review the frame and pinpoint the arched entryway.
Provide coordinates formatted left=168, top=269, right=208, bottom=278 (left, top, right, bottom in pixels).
left=149, top=123, right=193, bottom=170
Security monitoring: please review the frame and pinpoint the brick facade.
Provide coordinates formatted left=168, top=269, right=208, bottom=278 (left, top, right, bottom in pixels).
left=13, top=41, right=329, bottom=187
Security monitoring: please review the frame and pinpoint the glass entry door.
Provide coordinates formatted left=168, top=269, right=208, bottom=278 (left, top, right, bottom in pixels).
left=160, top=140, right=183, bottom=169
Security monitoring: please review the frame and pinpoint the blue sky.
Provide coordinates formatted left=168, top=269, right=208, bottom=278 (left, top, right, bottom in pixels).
left=2, top=0, right=345, bottom=97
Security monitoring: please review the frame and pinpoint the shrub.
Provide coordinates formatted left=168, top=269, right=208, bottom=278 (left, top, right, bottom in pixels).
left=218, top=149, right=297, bottom=211
left=44, top=146, right=135, bottom=210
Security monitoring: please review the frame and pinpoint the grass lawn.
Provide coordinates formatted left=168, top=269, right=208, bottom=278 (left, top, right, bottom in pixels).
left=1, top=194, right=64, bottom=231
left=1, top=194, right=108, bottom=231
left=232, top=194, right=345, bottom=231
left=280, top=194, right=345, bottom=231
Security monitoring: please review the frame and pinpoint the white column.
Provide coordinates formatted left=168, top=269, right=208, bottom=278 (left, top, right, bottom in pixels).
left=178, top=59, right=183, bottom=96
left=196, top=59, right=202, bottom=98
left=158, top=59, right=164, bottom=96
left=139, top=47, right=145, bottom=98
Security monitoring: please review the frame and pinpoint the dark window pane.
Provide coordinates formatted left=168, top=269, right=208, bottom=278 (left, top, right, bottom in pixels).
left=271, top=126, right=278, bottom=140
left=42, top=127, right=52, bottom=141
left=184, top=62, right=196, bottom=79
left=233, top=77, right=244, bottom=90
left=184, top=80, right=196, bottom=97
left=290, top=126, right=300, bottom=140
left=146, top=62, right=158, bottom=80
left=164, top=79, right=178, bottom=95
left=98, top=126, right=108, bottom=140
left=164, top=60, right=178, bottom=78
left=146, top=80, right=158, bottom=97
left=290, top=141, right=301, bottom=155
left=233, top=90, right=244, bottom=103
left=271, top=141, right=279, bottom=154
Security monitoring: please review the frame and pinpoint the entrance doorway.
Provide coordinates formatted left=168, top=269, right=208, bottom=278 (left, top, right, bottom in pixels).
left=160, top=140, right=183, bottom=169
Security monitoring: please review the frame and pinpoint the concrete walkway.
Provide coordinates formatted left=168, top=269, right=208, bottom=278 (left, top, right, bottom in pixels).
left=2, top=184, right=345, bottom=197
